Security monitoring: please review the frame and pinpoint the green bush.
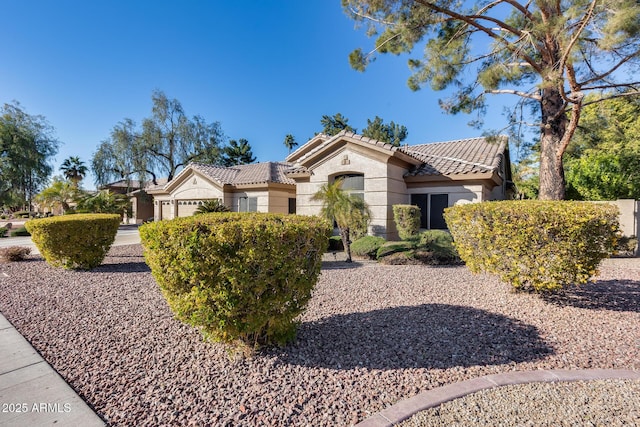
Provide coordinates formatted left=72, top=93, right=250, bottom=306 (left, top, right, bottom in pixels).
left=393, top=204, right=421, bottom=240
left=444, top=201, right=620, bottom=292
left=377, top=241, right=415, bottom=259
left=417, top=230, right=461, bottom=263
left=0, top=246, right=31, bottom=262
left=351, top=235, right=386, bottom=259
left=25, top=214, right=121, bottom=270
left=0, top=226, right=7, bottom=237
left=139, top=212, right=331, bottom=349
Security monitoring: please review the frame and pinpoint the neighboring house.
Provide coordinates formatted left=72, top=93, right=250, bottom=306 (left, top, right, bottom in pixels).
left=285, top=131, right=514, bottom=240
left=146, top=162, right=297, bottom=220
left=102, top=179, right=168, bottom=224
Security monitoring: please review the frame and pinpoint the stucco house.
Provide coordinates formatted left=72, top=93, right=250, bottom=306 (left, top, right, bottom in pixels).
left=285, top=131, right=514, bottom=239
left=143, top=131, right=513, bottom=239
left=146, top=162, right=297, bottom=220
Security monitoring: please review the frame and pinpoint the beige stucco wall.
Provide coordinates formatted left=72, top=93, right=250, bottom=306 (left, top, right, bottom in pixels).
left=153, top=172, right=226, bottom=220
left=267, top=189, right=296, bottom=214
left=598, top=199, right=639, bottom=238
left=294, top=146, right=402, bottom=239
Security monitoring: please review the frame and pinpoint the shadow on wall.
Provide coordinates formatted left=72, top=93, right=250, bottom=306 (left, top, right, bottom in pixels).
left=273, top=304, right=553, bottom=370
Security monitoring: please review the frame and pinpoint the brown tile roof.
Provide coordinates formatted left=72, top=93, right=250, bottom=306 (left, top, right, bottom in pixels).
left=286, top=131, right=507, bottom=178
left=400, top=136, right=507, bottom=177
left=190, top=162, right=296, bottom=186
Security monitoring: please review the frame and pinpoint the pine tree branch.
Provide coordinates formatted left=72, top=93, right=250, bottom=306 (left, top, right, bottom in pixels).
left=413, top=0, right=543, bottom=73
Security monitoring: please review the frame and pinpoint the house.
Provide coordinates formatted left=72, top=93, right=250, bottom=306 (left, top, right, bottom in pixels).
left=143, top=131, right=513, bottom=239
left=285, top=131, right=514, bottom=239
left=146, top=162, right=297, bottom=220
left=102, top=179, right=168, bottom=224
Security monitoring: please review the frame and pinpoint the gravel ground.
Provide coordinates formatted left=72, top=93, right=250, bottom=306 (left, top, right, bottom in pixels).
left=0, top=245, right=638, bottom=426
left=400, top=379, right=640, bottom=426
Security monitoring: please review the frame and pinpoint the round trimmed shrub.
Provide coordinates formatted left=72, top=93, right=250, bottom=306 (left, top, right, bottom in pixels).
left=444, top=201, right=620, bottom=292
left=25, top=214, right=121, bottom=270
left=351, top=235, right=386, bottom=259
left=139, top=212, right=331, bottom=348
left=393, top=204, right=421, bottom=240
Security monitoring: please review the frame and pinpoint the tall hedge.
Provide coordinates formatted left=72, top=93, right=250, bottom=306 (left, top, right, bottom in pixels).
left=139, top=213, right=331, bottom=348
left=25, top=214, right=121, bottom=270
left=444, top=201, right=619, bottom=292
left=393, top=204, right=421, bottom=240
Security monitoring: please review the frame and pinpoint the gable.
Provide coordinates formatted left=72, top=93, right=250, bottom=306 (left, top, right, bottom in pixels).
left=286, top=131, right=421, bottom=173
left=164, top=169, right=225, bottom=199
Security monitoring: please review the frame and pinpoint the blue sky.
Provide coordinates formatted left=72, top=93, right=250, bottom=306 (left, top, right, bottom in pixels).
left=1, top=1, right=510, bottom=189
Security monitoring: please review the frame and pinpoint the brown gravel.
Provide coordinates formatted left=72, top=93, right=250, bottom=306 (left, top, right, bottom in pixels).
left=0, top=245, right=638, bottom=426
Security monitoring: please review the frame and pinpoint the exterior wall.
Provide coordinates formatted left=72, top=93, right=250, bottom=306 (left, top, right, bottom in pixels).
left=607, top=199, right=639, bottom=238
left=230, top=190, right=269, bottom=212
left=268, top=189, right=297, bottom=214
left=407, top=183, right=484, bottom=206
left=295, top=146, right=401, bottom=239
left=130, top=194, right=154, bottom=224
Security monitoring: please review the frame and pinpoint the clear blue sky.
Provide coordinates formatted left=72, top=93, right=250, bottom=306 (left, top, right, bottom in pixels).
left=1, top=1, right=510, bottom=189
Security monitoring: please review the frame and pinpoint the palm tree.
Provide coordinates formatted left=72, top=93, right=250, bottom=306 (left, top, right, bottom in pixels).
left=60, top=156, right=88, bottom=188
left=35, top=177, right=83, bottom=214
left=312, top=179, right=371, bottom=262
left=283, top=134, right=298, bottom=154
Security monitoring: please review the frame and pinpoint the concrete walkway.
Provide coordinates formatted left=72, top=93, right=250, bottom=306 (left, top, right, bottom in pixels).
left=356, top=368, right=640, bottom=427
left=0, top=313, right=105, bottom=427
left=0, top=224, right=142, bottom=255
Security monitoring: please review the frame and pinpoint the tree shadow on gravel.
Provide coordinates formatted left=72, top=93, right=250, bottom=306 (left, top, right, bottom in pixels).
left=93, top=261, right=151, bottom=273
left=543, top=279, right=640, bottom=312
left=272, top=304, right=553, bottom=370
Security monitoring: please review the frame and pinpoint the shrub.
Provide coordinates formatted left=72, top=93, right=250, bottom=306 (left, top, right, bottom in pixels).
left=616, top=235, right=638, bottom=255
left=194, top=199, right=230, bottom=214
left=351, top=235, right=386, bottom=259
left=0, top=246, right=31, bottom=262
left=10, top=227, right=30, bottom=237
left=25, top=214, right=121, bottom=270
left=417, top=230, right=461, bottom=264
left=0, top=226, right=6, bottom=237
left=139, top=212, right=331, bottom=349
left=393, top=204, right=421, bottom=240
left=377, top=241, right=415, bottom=259
left=444, top=201, right=620, bottom=292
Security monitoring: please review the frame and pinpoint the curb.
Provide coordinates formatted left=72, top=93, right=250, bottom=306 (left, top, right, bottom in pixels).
left=355, top=369, right=640, bottom=427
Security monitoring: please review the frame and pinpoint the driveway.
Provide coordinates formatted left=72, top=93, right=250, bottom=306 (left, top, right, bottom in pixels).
left=0, top=225, right=141, bottom=255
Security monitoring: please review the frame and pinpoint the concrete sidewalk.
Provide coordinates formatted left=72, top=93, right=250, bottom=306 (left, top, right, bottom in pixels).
left=0, top=313, right=105, bottom=427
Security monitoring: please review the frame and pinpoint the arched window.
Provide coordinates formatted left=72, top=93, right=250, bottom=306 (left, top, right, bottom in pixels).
left=334, top=173, right=364, bottom=200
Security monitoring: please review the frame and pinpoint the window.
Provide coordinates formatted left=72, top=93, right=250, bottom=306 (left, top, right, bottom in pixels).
left=288, top=198, right=296, bottom=214
left=239, top=197, right=257, bottom=212
left=410, top=193, right=449, bottom=230
left=334, top=174, right=364, bottom=200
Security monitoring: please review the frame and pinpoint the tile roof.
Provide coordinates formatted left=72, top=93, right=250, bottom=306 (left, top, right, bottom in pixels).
left=190, top=162, right=296, bottom=186
left=285, top=131, right=507, bottom=178
left=400, top=136, right=507, bottom=177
